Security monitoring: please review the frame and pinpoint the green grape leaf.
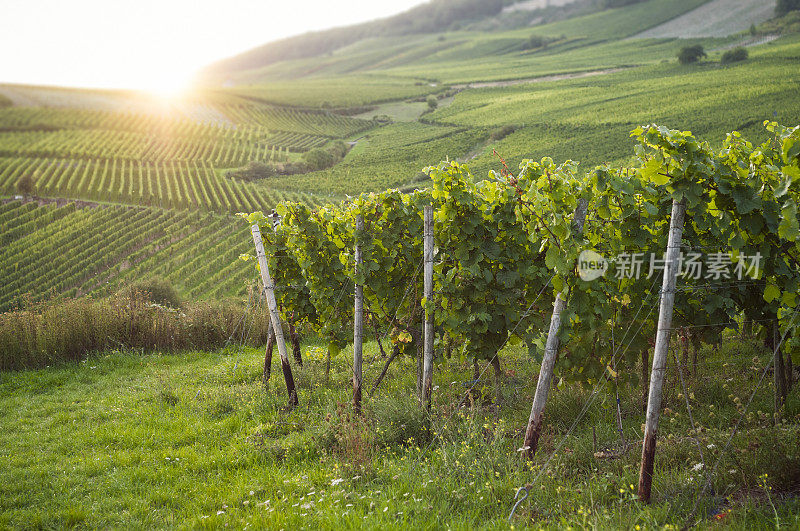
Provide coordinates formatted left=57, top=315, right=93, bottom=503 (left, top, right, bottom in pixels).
left=763, top=284, right=781, bottom=303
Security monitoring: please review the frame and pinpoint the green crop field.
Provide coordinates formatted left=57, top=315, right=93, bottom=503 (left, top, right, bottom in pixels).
left=0, top=200, right=260, bottom=311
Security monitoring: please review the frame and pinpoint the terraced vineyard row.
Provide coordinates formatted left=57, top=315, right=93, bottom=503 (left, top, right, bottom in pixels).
left=219, top=102, right=374, bottom=137
left=0, top=107, right=333, bottom=158
left=0, top=157, right=321, bottom=213
left=0, top=104, right=373, bottom=140
left=0, top=200, right=257, bottom=312
left=0, top=128, right=299, bottom=165
left=265, top=131, right=328, bottom=151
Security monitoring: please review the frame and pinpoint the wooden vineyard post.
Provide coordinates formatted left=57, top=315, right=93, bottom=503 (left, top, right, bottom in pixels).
left=522, top=293, right=567, bottom=459
left=422, top=205, right=435, bottom=411
left=251, top=224, right=298, bottom=407
left=353, top=215, right=364, bottom=414
left=638, top=198, right=686, bottom=502
left=263, top=325, right=274, bottom=383
left=522, top=198, right=588, bottom=459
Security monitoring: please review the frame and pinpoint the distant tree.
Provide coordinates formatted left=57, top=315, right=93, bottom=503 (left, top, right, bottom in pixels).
left=303, top=148, right=336, bottom=171
left=749, top=23, right=758, bottom=36
left=326, top=140, right=349, bottom=159
left=426, top=95, right=439, bottom=110
left=16, top=174, right=35, bottom=196
left=776, top=0, right=800, bottom=16
left=678, top=45, right=706, bottom=64
left=118, top=276, right=182, bottom=308
left=525, top=34, right=548, bottom=50
left=489, top=125, right=517, bottom=141
left=721, top=47, right=749, bottom=64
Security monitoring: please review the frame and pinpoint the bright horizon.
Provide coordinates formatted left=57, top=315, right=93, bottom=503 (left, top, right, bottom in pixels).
left=0, top=0, right=427, bottom=95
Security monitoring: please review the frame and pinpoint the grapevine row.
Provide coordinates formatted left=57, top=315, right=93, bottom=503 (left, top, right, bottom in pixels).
left=243, top=122, right=800, bottom=397
left=0, top=157, right=321, bottom=213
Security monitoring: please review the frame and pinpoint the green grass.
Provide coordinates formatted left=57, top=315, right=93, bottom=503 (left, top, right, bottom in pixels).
left=0, top=336, right=797, bottom=528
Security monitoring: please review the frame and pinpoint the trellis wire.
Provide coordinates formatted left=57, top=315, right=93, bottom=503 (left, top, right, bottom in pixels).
left=683, top=305, right=800, bottom=528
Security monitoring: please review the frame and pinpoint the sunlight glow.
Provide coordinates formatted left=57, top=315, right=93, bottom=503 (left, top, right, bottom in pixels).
left=1, top=0, right=426, bottom=92
left=141, top=76, right=192, bottom=101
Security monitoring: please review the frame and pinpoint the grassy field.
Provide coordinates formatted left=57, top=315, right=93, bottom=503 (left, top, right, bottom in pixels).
left=0, top=335, right=797, bottom=528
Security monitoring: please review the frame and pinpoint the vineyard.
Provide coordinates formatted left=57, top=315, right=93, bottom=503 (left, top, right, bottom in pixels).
left=0, top=157, right=325, bottom=212
left=233, top=122, right=800, bottom=520
left=0, top=199, right=258, bottom=312
left=0, top=97, right=377, bottom=213
left=2, top=0, right=800, bottom=525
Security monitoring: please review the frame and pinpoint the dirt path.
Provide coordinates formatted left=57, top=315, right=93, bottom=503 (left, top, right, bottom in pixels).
left=451, top=67, right=630, bottom=90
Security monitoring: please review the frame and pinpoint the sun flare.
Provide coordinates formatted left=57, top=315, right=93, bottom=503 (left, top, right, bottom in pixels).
left=141, top=76, right=192, bottom=101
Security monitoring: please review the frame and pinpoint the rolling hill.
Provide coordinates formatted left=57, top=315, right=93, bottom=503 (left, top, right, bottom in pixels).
left=1, top=0, right=799, bottom=306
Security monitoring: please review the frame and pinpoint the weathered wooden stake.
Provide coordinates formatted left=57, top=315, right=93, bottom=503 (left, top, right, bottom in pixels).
left=637, top=198, right=685, bottom=502
left=422, top=205, right=435, bottom=410
left=370, top=344, right=401, bottom=398
left=263, top=326, right=274, bottom=383
left=353, top=215, right=364, bottom=414
left=522, top=198, right=588, bottom=459
left=522, top=293, right=567, bottom=459
left=288, top=320, right=303, bottom=367
left=251, top=224, right=297, bottom=407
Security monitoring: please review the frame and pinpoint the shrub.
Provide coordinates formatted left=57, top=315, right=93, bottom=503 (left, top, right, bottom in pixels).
left=721, top=47, right=749, bottom=64
left=525, top=34, right=548, bottom=50
left=303, top=148, right=336, bottom=171
left=326, top=140, right=349, bottom=159
left=678, top=45, right=706, bottom=64
left=604, top=0, right=646, bottom=6
left=16, top=174, right=35, bottom=196
left=426, top=95, right=439, bottom=110
left=118, top=276, right=182, bottom=308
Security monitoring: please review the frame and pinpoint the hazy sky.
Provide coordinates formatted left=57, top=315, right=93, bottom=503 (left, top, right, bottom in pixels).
left=1, top=0, right=426, bottom=94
